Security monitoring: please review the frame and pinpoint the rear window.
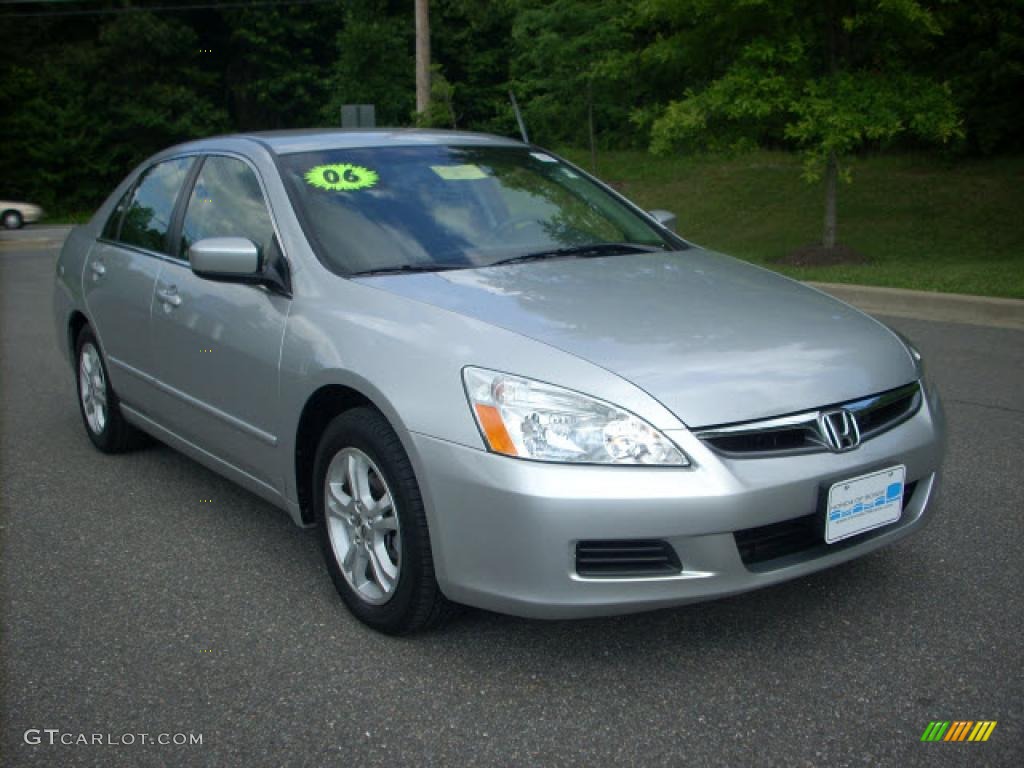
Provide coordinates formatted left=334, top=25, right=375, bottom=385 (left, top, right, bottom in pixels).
left=118, top=157, right=194, bottom=253
left=279, top=145, right=671, bottom=275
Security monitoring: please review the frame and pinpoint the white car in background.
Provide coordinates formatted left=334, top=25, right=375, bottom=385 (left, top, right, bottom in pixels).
left=1, top=201, right=44, bottom=229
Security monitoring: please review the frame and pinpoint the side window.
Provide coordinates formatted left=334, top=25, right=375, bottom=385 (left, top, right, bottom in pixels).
left=179, top=156, right=276, bottom=261
left=119, top=157, right=194, bottom=253
left=101, top=187, right=132, bottom=241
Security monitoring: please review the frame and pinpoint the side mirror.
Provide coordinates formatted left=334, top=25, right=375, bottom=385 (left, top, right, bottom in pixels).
left=189, top=237, right=260, bottom=278
left=648, top=209, right=678, bottom=233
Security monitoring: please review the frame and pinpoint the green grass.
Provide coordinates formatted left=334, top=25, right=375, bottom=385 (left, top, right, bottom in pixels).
left=560, top=149, right=1024, bottom=299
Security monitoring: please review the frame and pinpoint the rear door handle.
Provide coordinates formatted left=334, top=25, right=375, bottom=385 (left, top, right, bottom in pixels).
left=156, top=286, right=182, bottom=308
left=90, top=261, right=106, bottom=278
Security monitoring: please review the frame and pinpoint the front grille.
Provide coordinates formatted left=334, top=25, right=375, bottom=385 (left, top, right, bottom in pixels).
left=734, top=481, right=918, bottom=569
left=855, top=387, right=920, bottom=438
left=696, top=382, right=922, bottom=458
left=575, top=539, right=681, bottom=578
left=704, top=428, right=809, bottom=455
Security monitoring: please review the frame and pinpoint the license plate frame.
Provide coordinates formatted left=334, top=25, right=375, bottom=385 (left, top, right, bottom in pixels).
left=825, top=465, right=906, bottom=544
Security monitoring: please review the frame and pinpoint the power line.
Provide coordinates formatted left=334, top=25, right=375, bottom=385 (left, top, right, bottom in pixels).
left=1, top=0, right=342, bottom=18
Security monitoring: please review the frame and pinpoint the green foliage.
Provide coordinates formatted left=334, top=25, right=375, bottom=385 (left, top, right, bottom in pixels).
left=934, top=0, right=1024, bottom=153
left=785, top=72, right=961, bottom=182
left=322, top=1, right=415, bottom=127
left=508, top=0, right=639, bottom=147
left=649, top=0, right=964, bottom=162
left=0, top=0, right=1020, bottom=216
left=0, top=11, right=226, bottom=210
left=644, top=0, right=965, bottom=245
left=414, top=65, right=459, bottom=129
left=432, top=0, right=516, bottom=134
left=220, top=2, right=342, bottom=129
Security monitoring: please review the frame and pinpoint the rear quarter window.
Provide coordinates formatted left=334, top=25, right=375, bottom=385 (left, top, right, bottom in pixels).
left=101, top=188, right=132, bottom=241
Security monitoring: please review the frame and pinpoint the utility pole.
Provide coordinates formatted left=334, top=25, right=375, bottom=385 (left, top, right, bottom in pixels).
left=415, top=0, right=431, bottom=117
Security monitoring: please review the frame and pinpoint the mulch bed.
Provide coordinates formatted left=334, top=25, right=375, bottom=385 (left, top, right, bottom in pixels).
left=775, top=243, right=869, bottom=268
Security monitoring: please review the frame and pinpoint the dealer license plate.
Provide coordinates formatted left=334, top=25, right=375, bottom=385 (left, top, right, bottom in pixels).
left=825, top=465, right=905, bottom=544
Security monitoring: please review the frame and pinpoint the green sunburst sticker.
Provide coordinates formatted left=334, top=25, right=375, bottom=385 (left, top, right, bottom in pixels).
left=304, top=163, right=379, bottom=191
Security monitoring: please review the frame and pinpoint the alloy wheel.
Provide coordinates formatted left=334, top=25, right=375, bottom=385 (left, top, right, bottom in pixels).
left=79, top=342, right=107, bottom=434
left=323, top=447, right=402, bottom=605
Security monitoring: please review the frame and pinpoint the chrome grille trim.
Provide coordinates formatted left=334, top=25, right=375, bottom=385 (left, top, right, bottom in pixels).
left=694, top=382, right=922, bottom=458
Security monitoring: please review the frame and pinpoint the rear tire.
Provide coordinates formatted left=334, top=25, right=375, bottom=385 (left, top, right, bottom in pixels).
left=313, top=407, right=456, bottom=634
left=75, top=326, right=146, bottom=453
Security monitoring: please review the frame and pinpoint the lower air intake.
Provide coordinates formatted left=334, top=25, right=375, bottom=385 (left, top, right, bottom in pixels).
left=735, top=480, right=919, bottom=569
left=575, top=539, right=682, bottom=578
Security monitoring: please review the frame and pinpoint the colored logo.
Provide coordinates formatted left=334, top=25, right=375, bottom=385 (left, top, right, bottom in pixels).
left=304, top=163, right=378, bottom=191
left=829, top=482, right=903, bottom=522
left=920, top=721, right=997, bottom=742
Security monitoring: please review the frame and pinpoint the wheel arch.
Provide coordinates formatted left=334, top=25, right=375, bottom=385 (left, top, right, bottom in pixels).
left=68, top=310, right=90, bottom=361
left=293, top=380, right=419, bottom=526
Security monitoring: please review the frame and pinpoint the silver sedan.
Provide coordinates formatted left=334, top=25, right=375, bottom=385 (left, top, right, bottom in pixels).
left=53, top=130, right=945, bottom=633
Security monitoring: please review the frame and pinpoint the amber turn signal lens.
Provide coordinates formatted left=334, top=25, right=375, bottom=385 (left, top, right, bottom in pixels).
left=473, top=403, right=518, bottom=456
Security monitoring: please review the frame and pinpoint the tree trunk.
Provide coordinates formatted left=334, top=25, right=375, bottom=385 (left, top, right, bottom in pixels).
left=587, top=80, right=597, bottom=173
left=415, top=0, right=431, bottom=116
left=823, top=151, right=838, bottom=250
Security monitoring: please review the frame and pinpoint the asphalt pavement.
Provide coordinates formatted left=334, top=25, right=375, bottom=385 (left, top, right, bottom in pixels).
left=2, top=231, right=1022, bottom=767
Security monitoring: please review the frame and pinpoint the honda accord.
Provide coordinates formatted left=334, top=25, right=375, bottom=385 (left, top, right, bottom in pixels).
left=53, top=130, right=945, bottom=633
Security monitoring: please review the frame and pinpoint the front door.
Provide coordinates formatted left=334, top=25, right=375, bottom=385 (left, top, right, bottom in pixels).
left=149, top=155, right=290, bottom=489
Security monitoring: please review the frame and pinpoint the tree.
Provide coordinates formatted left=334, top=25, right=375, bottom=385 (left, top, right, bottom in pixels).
left=647, top=0, right=962, bottom=252
left=508, top=0, right=639, bottom=150
left=0, top=9, right=225, bottom=211
left=931, top=0, right=1024, bottom=153
left=322, top=0, right=415, bottom=127
left=431, top=0, right=515, bottom=135
left=414, top=64, right=458, bottom=128
left=218, top=2, right=342, bottom=130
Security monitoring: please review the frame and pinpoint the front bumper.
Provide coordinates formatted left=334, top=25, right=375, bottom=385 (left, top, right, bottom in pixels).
left=410, top=382, right=946, bottom=619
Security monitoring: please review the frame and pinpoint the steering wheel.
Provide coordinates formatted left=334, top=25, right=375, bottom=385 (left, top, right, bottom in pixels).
left=492, top=215, right=541, bottom=240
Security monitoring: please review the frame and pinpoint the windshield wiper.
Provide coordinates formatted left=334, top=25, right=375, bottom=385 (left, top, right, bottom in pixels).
left=488, top=242, right=665, bottom=268
left=348, top=263, right=468, bottom=277
left=350, top=242, right=666, bottom=276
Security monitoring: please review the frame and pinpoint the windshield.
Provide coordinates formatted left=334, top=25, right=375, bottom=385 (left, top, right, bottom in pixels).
left=279, top=145, right=677, bottom=275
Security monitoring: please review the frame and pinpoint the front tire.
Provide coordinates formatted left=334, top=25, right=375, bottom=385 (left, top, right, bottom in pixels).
left=313, top=408, right=455, bottom=634
left=3, top=210, right=23, bottom=230
left=75, top=327, right=145, bottom=453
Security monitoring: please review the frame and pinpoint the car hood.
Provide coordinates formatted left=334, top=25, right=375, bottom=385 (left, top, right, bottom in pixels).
left=353, top=249, right=917, bottom=427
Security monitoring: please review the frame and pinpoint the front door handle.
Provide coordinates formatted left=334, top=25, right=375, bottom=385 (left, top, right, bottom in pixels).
left=156, top=286, right=182, bottom=308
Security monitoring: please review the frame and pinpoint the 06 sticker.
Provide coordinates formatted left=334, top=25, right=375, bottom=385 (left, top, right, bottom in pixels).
left=304, top=164, right=378, bottom=191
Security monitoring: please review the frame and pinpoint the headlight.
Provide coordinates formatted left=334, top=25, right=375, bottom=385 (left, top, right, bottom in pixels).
left=463, top=367, right=689, bottom=465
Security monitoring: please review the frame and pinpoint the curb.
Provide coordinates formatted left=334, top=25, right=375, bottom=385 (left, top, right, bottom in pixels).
left=806, top=281, right=1024, bottom=331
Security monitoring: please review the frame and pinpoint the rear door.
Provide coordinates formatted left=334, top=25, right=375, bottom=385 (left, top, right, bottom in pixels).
left=149, top=154, right=290, bottom=488
left=83, top=156, right=195, bottom=409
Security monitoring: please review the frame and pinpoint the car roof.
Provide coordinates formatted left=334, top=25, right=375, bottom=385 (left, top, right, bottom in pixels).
left=234, top=128, right=526, bottom=155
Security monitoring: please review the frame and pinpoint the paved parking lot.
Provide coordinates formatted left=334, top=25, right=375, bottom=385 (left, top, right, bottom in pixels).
left=2, top=232, right=1021, bottom=767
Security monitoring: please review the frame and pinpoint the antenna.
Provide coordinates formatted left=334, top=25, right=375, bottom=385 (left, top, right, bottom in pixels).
left=508, top=90, right=529, bottom=144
